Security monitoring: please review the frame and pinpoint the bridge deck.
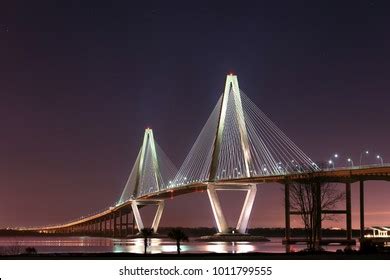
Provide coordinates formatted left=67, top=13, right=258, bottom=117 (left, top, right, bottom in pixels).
left=25, top=165, right=390, bottom=232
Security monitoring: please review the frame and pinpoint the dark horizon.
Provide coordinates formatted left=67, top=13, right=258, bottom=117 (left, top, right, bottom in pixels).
left=0, top=1, right=389, bottom=228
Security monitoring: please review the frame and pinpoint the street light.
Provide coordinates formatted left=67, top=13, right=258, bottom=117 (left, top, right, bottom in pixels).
left=347, top=158, right=354, bottom=167
left=360, top=150, right=369, bottom=166
left=328, top=160, right=335, bottom=169
left=277, top=162, right=285, bottom=173
left=376, top=155, right=384, bottom=166
left=331, top=153, right=339, bottom=167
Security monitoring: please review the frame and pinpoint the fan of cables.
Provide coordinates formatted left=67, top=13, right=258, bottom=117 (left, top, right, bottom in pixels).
left=173, top=85, right=319, bottom=186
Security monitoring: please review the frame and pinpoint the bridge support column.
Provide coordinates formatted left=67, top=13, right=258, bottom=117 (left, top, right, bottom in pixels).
left=131, top=200, right=164, bottom=233
left=107, top=217, right=110, bottom=236
left=284, top=183, right=291, bottom=241
left=315, top=182, right=322, bottom=242
left=109, top=216, right=112, bottom=236
left=346, top=182, right=352, bottom=241
left=132, top=213, right=135, bottom=235
left=207, top=184, right=257, bottom=234
left=360, top=180, right=365, bottom=240
left=118, top=210, right=123, bottom=238
left=106, top=217, right=109, bottom=236
left=125, top=213, right=129, bottom=237
left=111, top=213, right=115, bottom=237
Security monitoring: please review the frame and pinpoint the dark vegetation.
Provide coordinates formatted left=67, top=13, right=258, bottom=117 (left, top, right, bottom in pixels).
left=139, top=228, right=154, bottom=254
left=287, top=175, right=346, bottom=250
left=167, top=228, right=189, bottom=254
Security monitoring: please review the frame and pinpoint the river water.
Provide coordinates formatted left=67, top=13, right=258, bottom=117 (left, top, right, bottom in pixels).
left=0, top=236, right=358, bottom=255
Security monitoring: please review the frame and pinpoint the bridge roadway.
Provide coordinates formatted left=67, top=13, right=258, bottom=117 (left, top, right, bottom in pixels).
left=30, top=165, right=390, bottom=239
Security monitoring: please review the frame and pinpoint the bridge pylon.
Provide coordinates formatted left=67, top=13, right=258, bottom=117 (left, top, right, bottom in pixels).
left=172, top=73, right=319, bottom=233
left=207, top=74, right=257, bottom=234
left=119, top=128, right=176, bottom=234
left=209, top=74, right=253, bottom=180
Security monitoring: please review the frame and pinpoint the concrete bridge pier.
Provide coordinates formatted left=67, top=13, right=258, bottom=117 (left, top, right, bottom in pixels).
left=131, top=213, right=135, bottom=235
left=207, top=183, right=257, bottom=234
left=109, top=215, right=113, bottom=236
left=125, top=213, right=129, bottom=236
left=118, top=210, right=130, bottom=237
left=284, top=183, right=290, bottom=241
left=113, top=212, right=118, bottom=237
left=360, top=180, right=365, bottom=240
left=131, top=199, right=164, bottom=233
left=118, top=210, right=123, bottom=237
left=346, top=182, right=352, bottom=241
left=315, top=182, right=322, bottom=243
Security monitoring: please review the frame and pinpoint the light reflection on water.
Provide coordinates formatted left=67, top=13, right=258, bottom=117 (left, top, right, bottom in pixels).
left=0, top=237, right=358, bottom=254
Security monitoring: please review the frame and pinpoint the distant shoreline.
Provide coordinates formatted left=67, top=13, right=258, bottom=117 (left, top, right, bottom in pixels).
left=0, top=227, right=363, bottom=238
left=1, top=251, right=390, bottom=260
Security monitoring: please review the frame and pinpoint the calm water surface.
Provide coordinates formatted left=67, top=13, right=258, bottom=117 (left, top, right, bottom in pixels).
left=0, top=236, right=358, bottom=254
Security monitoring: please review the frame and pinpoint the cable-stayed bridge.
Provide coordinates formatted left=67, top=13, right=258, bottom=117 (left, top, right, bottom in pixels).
left=27, top=74, right=390, bottom=244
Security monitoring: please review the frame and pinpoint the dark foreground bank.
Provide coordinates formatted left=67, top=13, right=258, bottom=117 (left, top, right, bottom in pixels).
left=1, top=251, right=390, bottom=260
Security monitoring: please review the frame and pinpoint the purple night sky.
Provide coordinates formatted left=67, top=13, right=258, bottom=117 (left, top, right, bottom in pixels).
left=0, top=1, right=389, bottom=229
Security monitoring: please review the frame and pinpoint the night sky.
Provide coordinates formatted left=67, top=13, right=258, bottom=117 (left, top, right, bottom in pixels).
left=1, top=1, right=389, bottom=229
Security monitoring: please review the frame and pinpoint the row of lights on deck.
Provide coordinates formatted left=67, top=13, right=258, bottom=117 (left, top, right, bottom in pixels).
left=328, top=150, right=384, bottom=169
left=166, top=160, right=318, bottom=188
